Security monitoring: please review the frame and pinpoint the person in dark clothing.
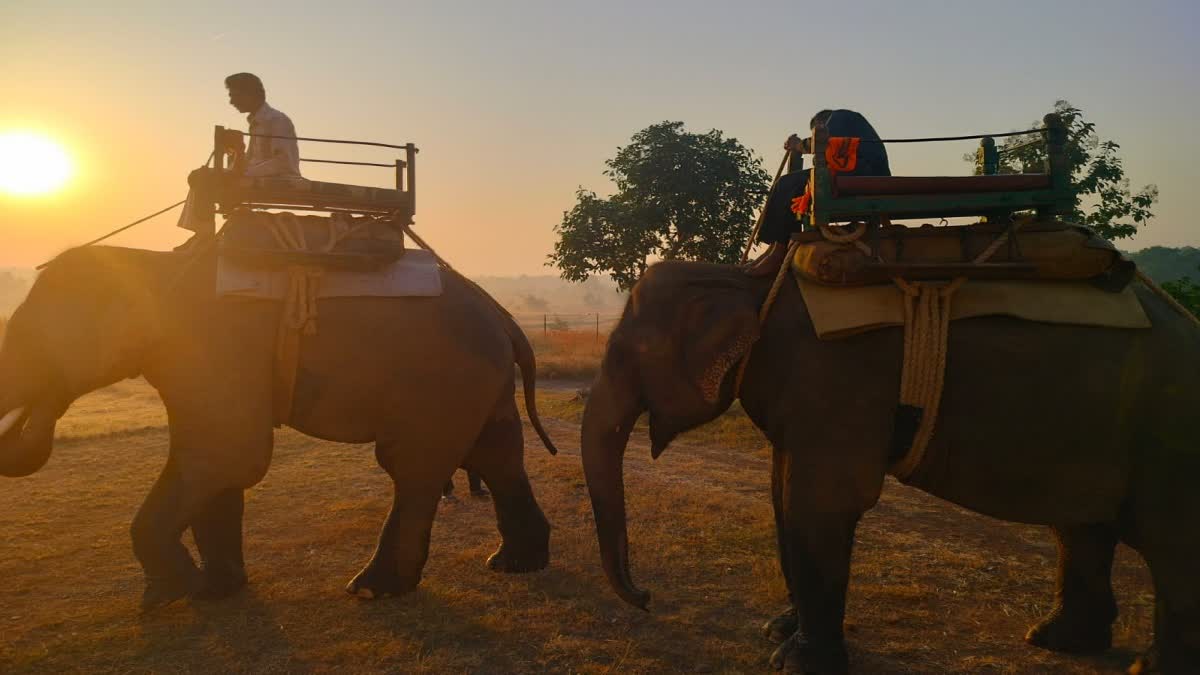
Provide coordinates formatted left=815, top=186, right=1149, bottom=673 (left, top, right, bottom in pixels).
left=745, top=109, right=891, bottom=277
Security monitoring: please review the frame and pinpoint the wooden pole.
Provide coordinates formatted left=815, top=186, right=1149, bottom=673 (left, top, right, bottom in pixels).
left=213, top=125, right=226, bottom=171
left=544, top=314, right=547, bottom=337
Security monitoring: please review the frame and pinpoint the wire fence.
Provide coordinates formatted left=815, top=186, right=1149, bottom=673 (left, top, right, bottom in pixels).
left=508, top=312, right=623, bottom=340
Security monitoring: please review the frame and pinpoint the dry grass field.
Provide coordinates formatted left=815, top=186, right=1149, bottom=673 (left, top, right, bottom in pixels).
left=525, top=329, right=608, bottom=381
left=0, top=364, right=1159, bottom=674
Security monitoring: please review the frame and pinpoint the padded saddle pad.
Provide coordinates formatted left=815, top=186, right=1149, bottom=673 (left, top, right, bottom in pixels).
left=791, top=221, right=1129, bottom=288
left=217, top=248, right=443, bottom=300
left=796, top=275, right=1151, bottom=341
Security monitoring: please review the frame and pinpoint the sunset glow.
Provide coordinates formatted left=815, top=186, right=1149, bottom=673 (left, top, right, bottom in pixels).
left=0, top=131, right=73, bottom=197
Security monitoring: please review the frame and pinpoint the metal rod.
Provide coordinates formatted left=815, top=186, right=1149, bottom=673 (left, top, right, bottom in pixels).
left=299, top=158, right=396, bottom=167
left=405, top=143, right=417, bottom=215
left=861, top=127, right=1047, bottom=144
left=244, top=132, right=413, bottom=151
left=997, top=138, right=1044, bottom=155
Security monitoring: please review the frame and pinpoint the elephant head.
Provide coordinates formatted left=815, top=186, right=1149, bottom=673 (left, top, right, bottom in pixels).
left=581, top=260, right=761, bottom=609
left=0, top=247, right=164, bottom=477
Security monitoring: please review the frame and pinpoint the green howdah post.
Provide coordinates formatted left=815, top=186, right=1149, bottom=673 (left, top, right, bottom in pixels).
left=1043, top=113, right=1072, bottom=216
left=809, top=123, right=832, bottom=229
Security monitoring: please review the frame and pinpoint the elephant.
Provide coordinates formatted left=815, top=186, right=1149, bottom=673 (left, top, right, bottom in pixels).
left=580, top=260, right=1200, bottom=674
left=0, top=245, right=557, bottom=610
left=443, top=469, right=489, bottom=498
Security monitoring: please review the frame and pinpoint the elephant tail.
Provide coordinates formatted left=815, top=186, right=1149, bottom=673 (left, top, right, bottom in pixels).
left=444, top=266, right=559, bottom=456
left=503, top=312, right=560, bottom=456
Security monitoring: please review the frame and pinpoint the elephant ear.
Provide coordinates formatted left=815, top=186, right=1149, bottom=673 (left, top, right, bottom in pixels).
left=680, top=288, right=761, bottom=405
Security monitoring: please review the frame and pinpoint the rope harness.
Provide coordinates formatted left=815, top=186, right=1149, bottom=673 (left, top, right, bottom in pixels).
left=265, top=212, right=374, bottom=422
left=888, top=276, right=963, bottom=480
left=735, top=206, right=1038, bottom=481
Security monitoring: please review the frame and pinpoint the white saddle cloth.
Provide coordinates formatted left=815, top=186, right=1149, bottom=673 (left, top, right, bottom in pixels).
left=216, top=248, right=443, bottom=300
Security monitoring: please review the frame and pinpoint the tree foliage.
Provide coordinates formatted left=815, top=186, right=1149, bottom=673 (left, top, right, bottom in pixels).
left=1124, top=246, right=1200, bottom=284
left=549, top=121, right=770, bottom=290
left=1162, top=272, right=1200, bottom=319
left=975, top=100, right=1158, bottom=241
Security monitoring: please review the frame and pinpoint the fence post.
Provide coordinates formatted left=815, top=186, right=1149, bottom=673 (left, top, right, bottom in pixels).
left=595, top=313, right=600, bottom=342
left=543, top=314, right=547, bottom=337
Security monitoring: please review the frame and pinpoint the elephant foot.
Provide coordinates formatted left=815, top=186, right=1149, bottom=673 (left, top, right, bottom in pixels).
left=1128, top=641, right=1200, bottom=675
left=770, top=632, right=849, bottom=674
left=140, top=568, right=204, bottom=612
left=486, top=543, right=549, bottom=574
left=192, top=565, right=248, bottom=602
left=1127, top=643, right=1158, bottom=675
left=1025, top=606, right=1113, bottom=654
left=763, top=607, right=799, bottom=643
left=345, top=565, right=417, bottom=600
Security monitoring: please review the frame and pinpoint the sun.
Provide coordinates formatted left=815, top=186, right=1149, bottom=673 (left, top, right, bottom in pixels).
left=0, top=131, right=74, bottom=197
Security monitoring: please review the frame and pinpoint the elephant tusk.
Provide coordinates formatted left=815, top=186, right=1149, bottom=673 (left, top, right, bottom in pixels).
left=0, top=408, right=26, bottom=437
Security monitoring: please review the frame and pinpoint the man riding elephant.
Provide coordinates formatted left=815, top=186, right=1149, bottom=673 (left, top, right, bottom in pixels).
left=176, top=72, right=302, bottom=245
left=745, top=109, right=891, bottom=277
left=0, top=243, right=556, bottom=609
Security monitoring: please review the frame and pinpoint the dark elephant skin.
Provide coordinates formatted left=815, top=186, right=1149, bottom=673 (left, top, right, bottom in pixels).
left=0, top=246, right=556, bottom=610
left=581, top=260, right=1200, bottom=674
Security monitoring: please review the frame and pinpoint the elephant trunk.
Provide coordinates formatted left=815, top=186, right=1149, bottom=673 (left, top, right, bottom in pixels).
left=581, top=374, right=650, bottom=610
left=0, top=405, right=56, bottom=478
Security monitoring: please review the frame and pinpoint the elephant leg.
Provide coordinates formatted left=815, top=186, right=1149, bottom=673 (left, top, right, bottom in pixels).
left=467, top=401, right=550, bottom=573
left=131, top=458, right=228, bottom=611
left=468, top=470, right=489, bottom=497
left=1127, top=529, right=1200, bottom=673
left=345, top=481, right=443, bottom=598
left=764, top=445, right=799, bottom=643
left=190, top=488, right=248, bottom=601
left=1025, top=523, right=1118, bottom=653
left=769, top=447, right=868, bottom=674
left=346, top=438, right=462, bottom=599
left=769, top=511, right=860, bottom=674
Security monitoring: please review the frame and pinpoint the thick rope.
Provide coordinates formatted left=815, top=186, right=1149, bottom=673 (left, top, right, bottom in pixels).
left=886, top=218, right=1036, bottom=480
left=735, top=240, right=799, bottom=395
left=264, top=211, right=378, bottom=424
left=35, top=200, right=186, bottom=270
left=889, top=277, right=965, bottom=480
left=818, top=221, right=867, bottom=244
left=740, top=151, right=792, bottom=265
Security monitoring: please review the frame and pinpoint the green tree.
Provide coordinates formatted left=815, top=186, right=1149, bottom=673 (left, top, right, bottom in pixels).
left=549, top=121, right=770, bottom=290
left=1162, top=270, right=1200, bottom=318
left=974, top=100, right=1158, bottom=241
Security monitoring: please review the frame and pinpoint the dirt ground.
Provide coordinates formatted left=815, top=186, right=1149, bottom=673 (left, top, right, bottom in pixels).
left=0, top=379, right=1155, bottom=674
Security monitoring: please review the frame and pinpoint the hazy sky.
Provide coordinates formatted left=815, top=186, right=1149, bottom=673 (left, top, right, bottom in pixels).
left=2, top=0, right=1197, bottom=276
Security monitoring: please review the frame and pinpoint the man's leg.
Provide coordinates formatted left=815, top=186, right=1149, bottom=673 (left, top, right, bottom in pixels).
left=746, top=172, right=808, bottom=277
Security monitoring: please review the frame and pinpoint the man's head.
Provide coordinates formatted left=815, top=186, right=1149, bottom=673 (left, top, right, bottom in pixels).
left=225, top=73, right=265, bottom=114
left=810, top=109, right=835, bottom=130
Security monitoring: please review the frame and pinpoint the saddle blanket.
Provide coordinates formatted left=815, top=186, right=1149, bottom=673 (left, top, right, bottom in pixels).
left=216, top=248, right=443, bottom=300
left=798, top=276, right=1151, bottom=340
